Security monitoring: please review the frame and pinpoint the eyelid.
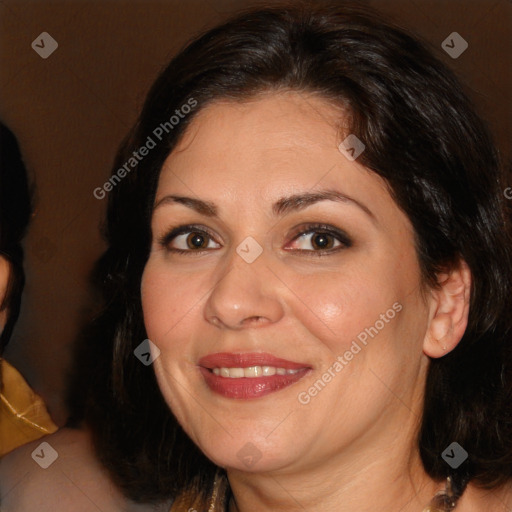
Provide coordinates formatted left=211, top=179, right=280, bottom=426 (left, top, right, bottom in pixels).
left=158, top=222, right=352, bottom=254
left=284, top=223, right=353, bottom=253
left=158, top=224, right=220, bottom=250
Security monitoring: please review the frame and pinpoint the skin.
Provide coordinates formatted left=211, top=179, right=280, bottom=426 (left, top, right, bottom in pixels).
left=0, top=256, right=10, bottom=329
left=0, top=92, right=510, bottom=511
left=140, top=90, right=504, bottom=511
left=0, top=427, right=168, bottom=512
left=0, top=254, right=165, bottom=512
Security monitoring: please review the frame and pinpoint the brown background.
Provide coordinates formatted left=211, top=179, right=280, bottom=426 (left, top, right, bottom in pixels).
left=1, top=0, right=511, bottom=426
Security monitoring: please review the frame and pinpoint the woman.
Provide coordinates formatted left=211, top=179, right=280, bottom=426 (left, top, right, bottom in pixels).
left=86, top=1, right=512, bottom=509
left=2, top=1, right=511, bottom=511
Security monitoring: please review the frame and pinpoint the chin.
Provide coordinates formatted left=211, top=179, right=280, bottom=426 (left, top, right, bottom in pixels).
left=194, top=428, right=304, bottom=474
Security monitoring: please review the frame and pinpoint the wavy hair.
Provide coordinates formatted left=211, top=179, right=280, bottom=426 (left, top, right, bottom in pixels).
left=75, top=1, right=512, bottom=503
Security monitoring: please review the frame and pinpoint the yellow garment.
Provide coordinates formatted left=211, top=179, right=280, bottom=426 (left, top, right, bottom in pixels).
left=0, top=358, right=58, bottom=456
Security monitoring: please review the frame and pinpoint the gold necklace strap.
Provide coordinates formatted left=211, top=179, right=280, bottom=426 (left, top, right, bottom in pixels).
left=171, top=473, right=463, bottom=511
left=208, top=470, right=222, bottom=512
left=423, top=477, right=460, bottom=512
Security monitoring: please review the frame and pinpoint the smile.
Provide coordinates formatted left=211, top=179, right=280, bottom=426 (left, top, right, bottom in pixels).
left=198, top=352, right=311, bottom=399
left=212, top=366, right=302, bottom=377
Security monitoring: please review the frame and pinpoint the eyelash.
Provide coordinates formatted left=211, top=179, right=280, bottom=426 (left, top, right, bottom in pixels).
left=158, top=223, right=353, bottom=257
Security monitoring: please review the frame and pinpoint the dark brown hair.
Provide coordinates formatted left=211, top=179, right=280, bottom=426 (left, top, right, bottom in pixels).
left=75, top=1, right=512, bottom=504
left=0, top=122, right=32, bottom=353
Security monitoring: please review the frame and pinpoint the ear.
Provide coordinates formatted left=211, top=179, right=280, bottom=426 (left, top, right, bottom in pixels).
left=0, top=256, right=11, bottom=330
left=423, top=260, right=472, bottom=358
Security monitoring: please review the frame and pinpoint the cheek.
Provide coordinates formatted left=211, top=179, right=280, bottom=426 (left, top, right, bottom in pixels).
left=140, top=260, right=203, bottom=349
left=288, top=263, right=400, bottom=356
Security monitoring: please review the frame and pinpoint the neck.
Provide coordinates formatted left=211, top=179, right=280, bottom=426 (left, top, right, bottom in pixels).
left=228, top=455, right=440, bottom=512
left=226, top=417, right=441, bottom=512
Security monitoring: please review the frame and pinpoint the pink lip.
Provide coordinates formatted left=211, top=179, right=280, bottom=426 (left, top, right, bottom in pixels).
left=198, top=352, right=311, bottom=399
left=198, top=352, right=309, bottom=370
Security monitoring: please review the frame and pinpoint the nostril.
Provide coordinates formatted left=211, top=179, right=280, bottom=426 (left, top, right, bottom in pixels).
left=243, top=316, right=263, bottom=325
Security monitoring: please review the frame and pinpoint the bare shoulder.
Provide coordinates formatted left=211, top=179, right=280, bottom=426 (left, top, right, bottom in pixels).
left=0, top=427, right=169, bottom=512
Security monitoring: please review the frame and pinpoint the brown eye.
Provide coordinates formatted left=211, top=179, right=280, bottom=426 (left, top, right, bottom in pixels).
left=310, top=232, right=336, bottom=250
left=293, top=231, right=340, bottom=251
left=287, top=224, right=352, bottom=254
left=186, top=232, right=210, bottom=249
left=159, top=225, right=221, bottom=253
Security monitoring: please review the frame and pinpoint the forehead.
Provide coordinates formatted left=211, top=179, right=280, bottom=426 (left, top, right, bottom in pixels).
left=157, top=91, right=389, bottom=206
left=152, top=91, right=417, bottom=275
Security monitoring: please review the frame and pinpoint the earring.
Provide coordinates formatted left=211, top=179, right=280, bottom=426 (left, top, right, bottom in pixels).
left=423, top=477, right=459, bottom=511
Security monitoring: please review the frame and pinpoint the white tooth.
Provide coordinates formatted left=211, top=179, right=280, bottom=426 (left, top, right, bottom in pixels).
left=262, top=366, right=276, bottom=376
left=213, top=366, right=302, bottom=378
left=229, top=367, right=245, bottom=378
left=244, top=366, right=262, bottom=378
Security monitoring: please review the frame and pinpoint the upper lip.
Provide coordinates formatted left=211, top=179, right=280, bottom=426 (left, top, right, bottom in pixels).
left=198, top=352, right=311, bottom=370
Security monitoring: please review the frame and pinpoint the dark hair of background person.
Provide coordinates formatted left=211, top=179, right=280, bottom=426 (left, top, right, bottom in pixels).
left=67, top=0, right=512, bottom=504
left=0, top=122, right=32, bottom=355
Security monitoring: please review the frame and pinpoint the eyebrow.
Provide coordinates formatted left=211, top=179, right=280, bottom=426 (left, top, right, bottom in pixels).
left=153, top=189, right=375, bottom=221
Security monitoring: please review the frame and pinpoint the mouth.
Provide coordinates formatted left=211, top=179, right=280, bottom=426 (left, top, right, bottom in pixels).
left=198, top=352, right=311, bottom=399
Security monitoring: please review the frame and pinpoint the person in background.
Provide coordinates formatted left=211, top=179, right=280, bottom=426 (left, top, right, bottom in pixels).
left=0, top=126, right=155, bottom=511
left=0, top=121, right=57, bottom=457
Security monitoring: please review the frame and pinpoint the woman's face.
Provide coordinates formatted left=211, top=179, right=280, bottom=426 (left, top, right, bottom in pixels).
left=141, top=91, right=432, bottom=474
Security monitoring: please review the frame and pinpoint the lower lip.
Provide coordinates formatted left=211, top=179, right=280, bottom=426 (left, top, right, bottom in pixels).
left=199, top=367, right=310, bottom=399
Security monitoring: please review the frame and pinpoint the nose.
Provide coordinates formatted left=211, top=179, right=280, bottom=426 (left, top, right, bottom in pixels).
left=203, top=247, right=285, bottom=329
